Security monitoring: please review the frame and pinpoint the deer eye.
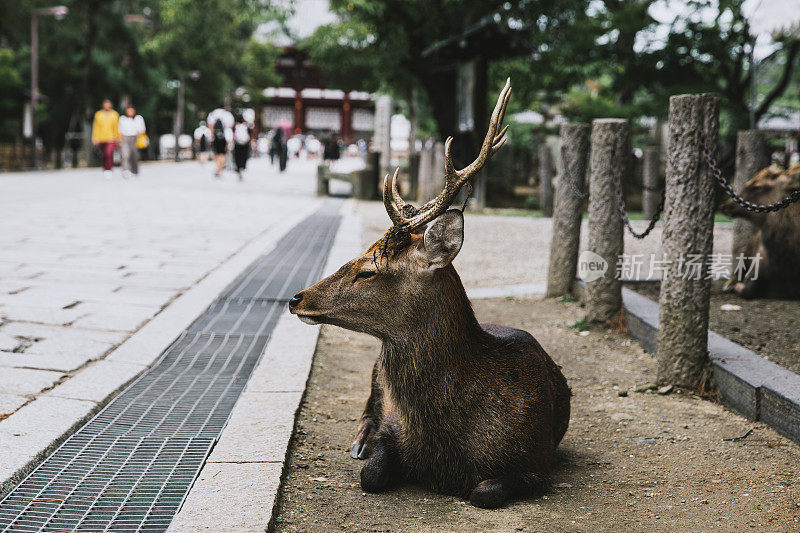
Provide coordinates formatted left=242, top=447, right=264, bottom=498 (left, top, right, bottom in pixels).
left=354, top=270, right=377, bottom=282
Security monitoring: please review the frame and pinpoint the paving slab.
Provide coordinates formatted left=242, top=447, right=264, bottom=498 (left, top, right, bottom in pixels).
left=0, top=304, right=85, bottom=326
left=167, top=462, right=283, bottom=533
left=246, top=313, right=319, bottom=393
left=0, top=367, right=65, bottom=397
left=0, top=333, right=20, bottom=352
left=69, top=302, right=163, bottom=332
left=0, top=394, right=28, bottom=414
left=208, top=391, right=304, bottom=463
left=0, top=321, right=126, bottom=372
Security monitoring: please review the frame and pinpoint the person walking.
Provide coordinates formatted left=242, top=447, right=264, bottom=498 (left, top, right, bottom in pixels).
left=194, top=121, right=212, bottom=164
left=323, top=134, right=341, bottom=167
left=270, top=126, right=286, bottom=171
left=91, top=99, right=120, bottom=179
left=207, top=105, right=234, bottom=178
left=118, top=105, right=146, bottom=179
left=232, top=114, right=251, bottom=181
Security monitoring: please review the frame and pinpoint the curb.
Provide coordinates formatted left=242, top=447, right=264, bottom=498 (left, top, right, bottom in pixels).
left=168, top=200, right=362, bottom=532
left=575, top=280, right=800, bottom=445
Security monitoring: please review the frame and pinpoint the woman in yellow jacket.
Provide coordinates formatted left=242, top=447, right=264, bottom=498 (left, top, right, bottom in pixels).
left=92, top=99, right=120, bottom=179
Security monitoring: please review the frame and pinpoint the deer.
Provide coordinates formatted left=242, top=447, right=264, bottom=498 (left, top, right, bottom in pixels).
left=289, top=79, right=571, bottom=509
left=722, top=163, right=800, bottom=299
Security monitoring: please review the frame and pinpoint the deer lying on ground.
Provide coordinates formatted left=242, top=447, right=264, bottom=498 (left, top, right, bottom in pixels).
left=722, top=163, right=800, bottom=299
left=289, top=79, right=571, bottom=509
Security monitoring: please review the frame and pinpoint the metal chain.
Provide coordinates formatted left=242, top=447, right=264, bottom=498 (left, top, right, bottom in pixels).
left=700, top=134, right=800, bottom=213
left=560, top=145, right=589, bottom=199
left=610, top=143, right=665, bottom=240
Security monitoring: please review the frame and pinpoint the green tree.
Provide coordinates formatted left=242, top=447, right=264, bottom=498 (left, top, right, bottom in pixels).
left=0, top=48, right=24, bottom=142
left=0, top=0, right=285, bottom=165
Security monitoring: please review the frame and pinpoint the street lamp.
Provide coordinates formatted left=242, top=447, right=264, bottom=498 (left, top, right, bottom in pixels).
left=29, top=5, right=69, bottom=169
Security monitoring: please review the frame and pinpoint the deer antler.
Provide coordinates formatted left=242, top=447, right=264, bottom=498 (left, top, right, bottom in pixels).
left=383, top=78, right=511, bottom=231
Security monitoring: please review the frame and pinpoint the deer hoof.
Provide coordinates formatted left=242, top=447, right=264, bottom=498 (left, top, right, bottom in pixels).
left=350, top=442, right=370, bottom=460
left=721, top=280, right=735, bottom=293
left=469, top=479, right=507, bottom=509
left=351, top=419, right=377, bottom=459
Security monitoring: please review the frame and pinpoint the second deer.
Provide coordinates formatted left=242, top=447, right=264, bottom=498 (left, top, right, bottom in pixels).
left=290, top=79, right=571, bottom=508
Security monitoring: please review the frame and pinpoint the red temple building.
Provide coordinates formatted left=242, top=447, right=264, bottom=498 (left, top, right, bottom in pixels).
left=261, top=47, right=374, bottom=142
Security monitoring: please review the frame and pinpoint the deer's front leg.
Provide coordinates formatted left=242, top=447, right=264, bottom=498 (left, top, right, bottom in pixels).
left=351, top=359, right=383, bottom=459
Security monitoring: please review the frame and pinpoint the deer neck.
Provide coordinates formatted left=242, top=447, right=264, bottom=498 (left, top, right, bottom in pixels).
left=379, top=266, right=485, bottom=413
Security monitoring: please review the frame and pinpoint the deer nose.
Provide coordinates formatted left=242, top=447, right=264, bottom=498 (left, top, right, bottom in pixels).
left=288, top=292, right=303, bottom=312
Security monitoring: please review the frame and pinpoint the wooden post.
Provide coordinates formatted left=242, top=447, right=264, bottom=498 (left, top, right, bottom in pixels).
left=546, top=123, right=590, bottom=297
left=732, top=131, right=768, bottom=258
left=657, top=94, right=719, bottom=389
left=374, top=96, right=392, bottom=178
left=408, top=151, right=420, bottom=201
left=431, top=141, right=445, bottom=200
left=642, top=147, right=660, bottom=220
left=586, top=119, right=628, bottom=323
left=418, top=142, right=445, bottom=203
left=539, top=144, right=554, bottom=217
left=416, top=143, right=432, bottom=204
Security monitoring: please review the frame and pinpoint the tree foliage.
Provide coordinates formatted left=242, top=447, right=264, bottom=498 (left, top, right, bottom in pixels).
left=305, top=0, right=799, bottom=147
left=0, top=0, right=283, bottom=155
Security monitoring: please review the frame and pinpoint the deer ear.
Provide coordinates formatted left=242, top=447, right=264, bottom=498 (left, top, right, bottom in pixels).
left=421, top=209, right=464, bottom=270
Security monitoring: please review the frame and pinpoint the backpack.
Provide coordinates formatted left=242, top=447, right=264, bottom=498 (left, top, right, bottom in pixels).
left=213, top=119, right=225, bottom=141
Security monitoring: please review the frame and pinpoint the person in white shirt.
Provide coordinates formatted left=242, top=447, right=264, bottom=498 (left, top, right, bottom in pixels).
left=118, top=106, right=146, bottom=178
left=207, top=105, right=235, bottom=177
left=194, top=121, right=212, bottom=164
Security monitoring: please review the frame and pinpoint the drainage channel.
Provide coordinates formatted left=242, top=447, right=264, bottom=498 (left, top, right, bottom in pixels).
left=0, top=200, right=343, bottom=532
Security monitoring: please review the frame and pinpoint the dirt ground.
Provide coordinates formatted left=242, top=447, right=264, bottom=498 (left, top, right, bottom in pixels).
left=271, top=296, right=800, bottom=532
left=627, top=281, right=800, bottom=375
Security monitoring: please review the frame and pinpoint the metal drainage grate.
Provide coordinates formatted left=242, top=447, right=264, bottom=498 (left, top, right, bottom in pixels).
left=187, top=300, right=282, bottom=335
left=0, top=435, right=213, bottom=532
left=0, top=200, right=342, bottom=532
left=221, top=209, right=341, bottom=301
left=78, top=333, right=271, bottom=439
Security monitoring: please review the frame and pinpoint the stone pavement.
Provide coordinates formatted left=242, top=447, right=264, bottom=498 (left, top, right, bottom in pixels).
left=0, top=156, right=321, bottom=491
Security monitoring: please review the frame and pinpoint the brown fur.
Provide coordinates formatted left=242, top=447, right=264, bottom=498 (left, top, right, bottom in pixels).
left=290, top=223, right=571, bottom=508
left=722, top=163, right=800, bottom=299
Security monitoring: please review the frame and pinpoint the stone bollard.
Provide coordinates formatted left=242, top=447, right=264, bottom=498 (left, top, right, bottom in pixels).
left=546, top=123, right=590, bottom=298
left=642, top=147, right=660, bottom=220
left=657, top=94, right=719, bottom=389
left=732, top=131, right=768, bottom=258
left=586, top=119, right=628, bottom=323
left=539, top=144, right=554, bottom=217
